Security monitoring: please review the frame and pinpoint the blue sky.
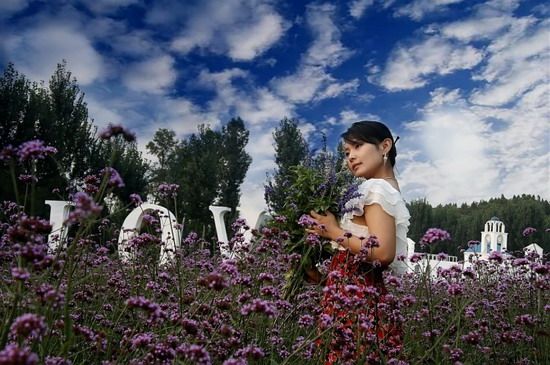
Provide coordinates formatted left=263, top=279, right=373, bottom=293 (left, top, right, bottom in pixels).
left=1, top=0, right=549, bottom=224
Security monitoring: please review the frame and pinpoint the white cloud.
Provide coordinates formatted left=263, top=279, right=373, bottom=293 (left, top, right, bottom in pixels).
left=399, top=109, right=499, bottom=204
left=470, top=19, right=549, bottom=106
left=304, top=3, right=354, bottom=68
left=440, top=0, right=525, bottom=42
left=226, top=12, right=286, bottom=60
left=272, top=3, right=356, bottom=103
left=169, top=0, right=287, bottom=61
left=196, top=68, right=294, bottom=125
left=441, top=16, right=513, bottom=41
left=395, top=0, right=464, bottom=21
left=4, top=24, right=104, bottom=85
left=235, top=88, right=295, bottom=125
left=349, top=0, right=374, bottom=19
left=325, top=109, right=380, bottom=126
left=378, top=36, right=483, bottom=91
left=399, top=76, right=549, bottom=205
left=122, top=55, right=177, bottom=94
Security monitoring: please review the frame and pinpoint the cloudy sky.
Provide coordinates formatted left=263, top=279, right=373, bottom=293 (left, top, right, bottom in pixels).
left=1, top=0, right=548, bottom=225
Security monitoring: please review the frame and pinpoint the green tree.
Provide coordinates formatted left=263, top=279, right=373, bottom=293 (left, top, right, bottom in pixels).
left=146, top=128, right=178, bottom=188
left=218, top=117, right=252, bottom=224
left=265, top=117, right=309, bottom=213
left=170, top=125, right=223, bottom=238
left=0, top=62, right=150, bottom=216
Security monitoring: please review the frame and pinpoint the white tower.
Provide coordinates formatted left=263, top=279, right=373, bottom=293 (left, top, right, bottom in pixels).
left=480, top=216, right=508, bottom=253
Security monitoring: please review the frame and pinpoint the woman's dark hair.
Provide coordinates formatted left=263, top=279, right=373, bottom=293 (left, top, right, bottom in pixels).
left=341, top=121, right=397, bottom=167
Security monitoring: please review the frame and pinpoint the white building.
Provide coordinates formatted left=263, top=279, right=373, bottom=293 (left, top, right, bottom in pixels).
left=463, top=216, right=509, bottom=268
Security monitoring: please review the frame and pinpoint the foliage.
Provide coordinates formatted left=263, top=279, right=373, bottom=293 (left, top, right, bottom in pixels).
left=0, top=62, right=149, bottom=217
left=218, top=117, right=252, bottom=226
left=265, top=118, right=309, bottom=214
left=267, top=151, right=358, bottom=300
left=150, top=120, right=252, bottom=242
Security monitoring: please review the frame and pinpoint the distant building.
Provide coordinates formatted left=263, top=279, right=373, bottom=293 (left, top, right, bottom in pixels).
left=463, top=217, right=510, bottom=268
left=404, top=216, right=545, bottom=275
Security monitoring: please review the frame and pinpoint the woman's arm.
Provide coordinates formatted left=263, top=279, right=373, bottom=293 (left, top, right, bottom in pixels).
left=309, top=204, right=397, bottom=266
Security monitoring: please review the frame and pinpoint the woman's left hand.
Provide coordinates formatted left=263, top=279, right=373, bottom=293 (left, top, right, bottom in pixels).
left=306, top=210, right=341, bottom=239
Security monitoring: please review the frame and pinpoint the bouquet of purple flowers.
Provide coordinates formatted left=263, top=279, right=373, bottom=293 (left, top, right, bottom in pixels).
left=266, top=162, right=361, bottom=300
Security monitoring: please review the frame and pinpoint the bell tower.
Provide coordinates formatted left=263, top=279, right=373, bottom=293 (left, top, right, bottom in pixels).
left=480, top=217, right=508, bottom=253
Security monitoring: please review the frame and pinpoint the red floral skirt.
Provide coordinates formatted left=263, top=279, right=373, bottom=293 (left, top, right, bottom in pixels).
left=319, top=251, right=403, bottom=364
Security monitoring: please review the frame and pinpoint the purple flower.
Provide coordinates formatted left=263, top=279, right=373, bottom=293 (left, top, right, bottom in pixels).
left=447, top=283, right=464, bottom=296
left=127, top=233, right=161, bottom=249
left=338, top=181, right=362, bottom=215
left=467, top=240, right=480, bottom=247
left=158, top=183, right=179, bottom=198
left=176, top=344, right=211, bottom=365
left=522, top=227, right=537, bottom=237
left=17, top=140, right=57, bottom=162
left=297, top=314, right=315, bottom=328
left=130, top=333, right=155, bottom=349
left=240, top=299, right=277, bottom=317
left=409, top=253, right=423, bottom=263
left=126, top=296, right=166, bottom=320
left=488, top=251, right=503, bottom=263
left=0, top=344, right=38, bottom=365
left=11, top=267, right=30, bottom=281
left=436, top=252, right=448, bottom=261
left=99, top=123, right=136, bottom=142
left=234, top=345, right=265, bottom=360
left=9, top=313, right=46, bottom=341
left=305, top=233, right=320, bottom=246
left=66, top=192, right=102, bottom=223
left=129, top=193, right=143, bottom=206
left=101, top=167, right=124, bottom=188
left=297, top=214, right=316, bottom=227
left=420, top=228, right=451, bottom=246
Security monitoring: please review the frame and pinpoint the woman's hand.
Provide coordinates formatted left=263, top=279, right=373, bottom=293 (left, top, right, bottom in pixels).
left=305, top=210, right=342, bottom=240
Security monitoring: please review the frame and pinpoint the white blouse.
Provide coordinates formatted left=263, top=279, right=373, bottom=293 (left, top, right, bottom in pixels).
left=334, top=178, right=411, bottom=274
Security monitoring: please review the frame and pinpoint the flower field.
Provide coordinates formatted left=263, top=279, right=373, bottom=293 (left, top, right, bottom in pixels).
left=0, top=138, right=548, bottom=364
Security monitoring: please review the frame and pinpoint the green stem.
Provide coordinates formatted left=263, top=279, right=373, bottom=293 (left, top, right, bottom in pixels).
left=9, top=162, right=20, bottom=205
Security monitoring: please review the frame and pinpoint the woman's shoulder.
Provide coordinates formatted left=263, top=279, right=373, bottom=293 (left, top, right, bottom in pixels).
left=344, top=178, right=410, bottom=225
left=357, top=179, right=402, bottom=203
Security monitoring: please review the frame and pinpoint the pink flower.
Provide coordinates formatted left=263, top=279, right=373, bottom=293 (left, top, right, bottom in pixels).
left=420, top=228, right=451, bottom=246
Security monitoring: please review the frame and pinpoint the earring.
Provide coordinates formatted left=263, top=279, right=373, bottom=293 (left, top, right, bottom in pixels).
left=383, top=153, right=388, bottom=165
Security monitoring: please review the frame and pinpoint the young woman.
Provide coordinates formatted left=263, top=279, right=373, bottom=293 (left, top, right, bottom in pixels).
left=306, top=121, right=410, bottom=364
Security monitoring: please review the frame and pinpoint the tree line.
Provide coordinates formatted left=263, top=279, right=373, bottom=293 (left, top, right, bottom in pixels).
left=1, top=62, right=548, bottom=256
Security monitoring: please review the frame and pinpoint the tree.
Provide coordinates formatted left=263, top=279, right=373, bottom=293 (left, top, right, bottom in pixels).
left=218, top=117, right=252, bottom=224
left=170, top=125, right=223, bottom=237
left=265, top=117, right=309, bottom=213
left=0, top=62, right=150, bottom=216
left=146, top=128, right=178, bottom=192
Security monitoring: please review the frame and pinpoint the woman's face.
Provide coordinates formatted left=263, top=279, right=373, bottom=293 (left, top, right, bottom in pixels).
left=343, top=140, right=384, bottom=178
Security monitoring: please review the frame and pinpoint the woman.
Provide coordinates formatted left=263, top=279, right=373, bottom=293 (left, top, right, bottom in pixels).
left=306, top=121, right=410, bottom=364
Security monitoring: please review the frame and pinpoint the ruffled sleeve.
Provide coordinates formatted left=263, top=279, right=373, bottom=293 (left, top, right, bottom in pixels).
left=342, top=179, right=410, bottom=228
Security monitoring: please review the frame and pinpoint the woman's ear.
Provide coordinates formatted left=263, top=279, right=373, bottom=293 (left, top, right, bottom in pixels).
left=380, top=138, right=393, bottom=154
